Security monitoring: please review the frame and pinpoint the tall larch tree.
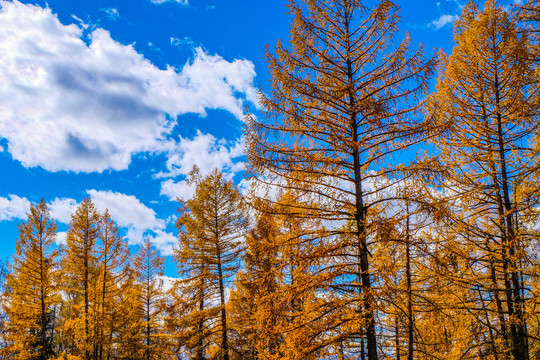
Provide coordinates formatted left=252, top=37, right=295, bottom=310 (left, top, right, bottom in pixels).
left=60, top=197, right=101, bottom=360
left=94, top=210, right=130, bottom=360
left=132, top=237, right=165, bottom=360
left=245, top=0, right=434, bottom=358
left=3, top=199, right=60, bottom=360
left=176, top=168, right=248, bottom=360
left=427, top=1, right=540, bottom=358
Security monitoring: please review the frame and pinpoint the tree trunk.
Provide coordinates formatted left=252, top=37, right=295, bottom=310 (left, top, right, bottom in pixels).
left=217, top=252, right=229, bottom=360
left=405, top=203, right=414, bottom=360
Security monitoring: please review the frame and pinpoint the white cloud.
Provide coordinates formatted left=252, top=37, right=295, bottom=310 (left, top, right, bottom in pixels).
left=103, top=8, right=120, bottom=19
left=87, top=190, right=177, bottom=254
left=0, top=195, right=30, bottom=221
left=71, top=14, right=88, bottom=29
left=430, top=14, right=458, bottom=30
left=87, top=189, right=165, bottom=230
left=0, top=1, right=257, bottom=172
left=49, top=197, right=78, bottom=224
left=127, top=227, right=176, bottom=256
left=159, top=131, right=245, bottom=179
left=56, top=231, right=67, bottom=246
left=148, top=230, right=177, bottom=256
left=158, top=132, right=245, bottom=201
left=150, top=0, right=188, bottom=4
left=161, top=179, right=195, bottom=201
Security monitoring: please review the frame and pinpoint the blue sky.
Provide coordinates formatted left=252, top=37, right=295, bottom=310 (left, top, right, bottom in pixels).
left=0, top=0, right=520, bottom=274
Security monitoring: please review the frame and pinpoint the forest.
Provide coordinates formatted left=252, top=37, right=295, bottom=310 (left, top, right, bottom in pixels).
left=2, top=0, right=540, bottom=359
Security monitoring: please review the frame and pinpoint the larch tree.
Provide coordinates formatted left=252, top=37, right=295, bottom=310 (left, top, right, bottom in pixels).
left=427, top=1, right=540, bottom=359
left=228, top=210, right=285, bottom=360
left=245, top=0, right=434, bottom=358
left=94, top=210, right=130, bottom=360
left=175, top=168, right=248, bottom=360
left=132, top=237, right=165, bottom=360
left=61, top=197, right=101, bottom=360
left=3, top=199, right=60, bottom=360
left=113, top=267, right=146, bottom=360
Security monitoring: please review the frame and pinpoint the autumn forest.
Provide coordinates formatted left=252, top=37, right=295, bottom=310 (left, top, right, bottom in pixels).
left=3, top=0, right=540, bottom=359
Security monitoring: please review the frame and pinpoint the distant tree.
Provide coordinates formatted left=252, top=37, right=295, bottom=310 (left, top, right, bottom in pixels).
left=3, top=199, right=60, bottom=360
left=175, top=168, right=248, bottom=360
left=132, top=237, right=166, bottom=360
left=60, top=197, right=101, bottom=360
left=94, top=210, right=130, bottom=360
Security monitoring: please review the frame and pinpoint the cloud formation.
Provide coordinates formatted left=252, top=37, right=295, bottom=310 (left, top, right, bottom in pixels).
left=430, top=14, right=458, bottom=30
left=103, top=8, right=120, bottom=19
left=160, top=131, right=244, bottom=178
left=158, top=131, right=245, bottom=201
left=88, top=189, right=165, bottom=231
left=49, top=198, right=79, bottom=224
left=161, top=179, right=195, bottom=201
left=0, top=195, right=30, bottom=221
left=0, top=190, right=176, bottom=254
left=0, top=1, right=256, bottom=173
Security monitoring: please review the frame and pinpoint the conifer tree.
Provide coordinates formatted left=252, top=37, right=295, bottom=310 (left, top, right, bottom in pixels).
left=245, top=0, right=434, bottom=358
left=175, top=168, right=248, bottom=360
left=228, top=211, right=283, bottom=360
left=114, top=267, right=146, bottom=360
left=3, top=199, right=60, bottom=360
left=427, top=1, right=540, bottom=358
left=132, top=237, right=165, bottom=360
left=61, top=197, right=101, bottom=359
left=94, top=210, right=129, bottom=360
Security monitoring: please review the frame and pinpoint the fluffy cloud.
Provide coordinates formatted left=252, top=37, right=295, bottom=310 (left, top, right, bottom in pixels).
left=0, top=1, right=257, bottom=172
left=160, top=131, right=244, bottom=178
left=126, top=227, right=177, bottom=256
left=430, top=14, right=458, bottom=30
left=49, top=198, right=79, bottom=224
left=159, top=131, right=245, bottom=201
left=87, top=189, right=165, bottom=231
left=159, top=275, right=178, bottom=292
left=0, top=195, right=30, bottom=221
left=161, top=179, right=196, bottom=201
left=148, top=230, right=177, bottom=256
left=56, top=231, right=67, bottom=245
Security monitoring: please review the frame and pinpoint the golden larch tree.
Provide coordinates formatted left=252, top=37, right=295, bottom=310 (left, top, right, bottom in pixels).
left=245, top=0, right=434, bottom=358
left=3, top=199, right=60, bottom=360
left=132, top=237, right=166, bottom=360
left=94, top=210, right=130, bottom=360
left=60, top=197, right=101, bottom=360
left=175, top=168, right=248, bottom=360
left=427, top=1, right=540, bottom=358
